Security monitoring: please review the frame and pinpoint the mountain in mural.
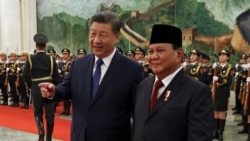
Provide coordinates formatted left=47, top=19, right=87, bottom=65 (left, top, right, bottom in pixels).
left=198, top=0, right=250, bottom=29
left=37, top=0, right=151, bottom=19
left=37, top=0, right=250, bottom=61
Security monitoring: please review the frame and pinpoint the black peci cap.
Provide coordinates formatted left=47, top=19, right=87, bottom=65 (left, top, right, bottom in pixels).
left=149, top=24, right=182, bottom=47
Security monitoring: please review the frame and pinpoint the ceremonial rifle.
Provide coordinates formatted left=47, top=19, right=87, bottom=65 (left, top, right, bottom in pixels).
left=212, top=63, right=218, bottom=104
left=244, top=65, right=250, bottom=112
left=15, top=60, right=20, bottom=87
left=4, top=60, right=9, bottom=86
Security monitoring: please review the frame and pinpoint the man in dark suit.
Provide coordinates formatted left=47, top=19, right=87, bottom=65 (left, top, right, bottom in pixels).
left=133, top=24, right=213, bottom=141
left=22, top=33, right=60, bottom=141
left=38, top=11, right=144, bottom=141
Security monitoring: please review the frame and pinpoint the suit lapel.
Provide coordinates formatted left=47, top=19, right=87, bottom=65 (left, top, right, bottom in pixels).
left=142, top=77, right=155, bottom=113
left=147, top=69, right=186, bottom=119
left=85, top=55, right=95, bottom=102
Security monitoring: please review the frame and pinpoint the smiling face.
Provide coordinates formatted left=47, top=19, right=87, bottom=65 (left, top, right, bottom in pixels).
left=89, top=22, right=120, bottom=58
left=147, top=43, right=183, bottom=79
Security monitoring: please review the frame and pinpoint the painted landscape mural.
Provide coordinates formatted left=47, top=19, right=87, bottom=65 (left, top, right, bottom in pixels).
left=37, top=0, right=250, bottom=62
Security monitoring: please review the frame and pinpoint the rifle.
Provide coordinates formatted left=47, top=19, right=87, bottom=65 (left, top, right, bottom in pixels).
left=15, top=61, right=20, bottom=87
left=241, top=82, right=246, bottom=105
left=238, top=80, right=243, bottom=100
left=212, top=63, right=218, bottom=104
left=244, top=66, right=250, bottom=111
left=4, top=60, right=9, bottom=86
left=234, top=64, right=239, bottom=92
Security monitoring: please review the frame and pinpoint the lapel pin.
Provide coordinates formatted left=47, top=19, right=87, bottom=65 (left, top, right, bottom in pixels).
left=164, top=90, right=171, bottom=101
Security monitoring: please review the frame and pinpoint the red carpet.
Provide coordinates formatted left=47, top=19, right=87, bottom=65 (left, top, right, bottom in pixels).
left=0, top=102, right=71, bottom=141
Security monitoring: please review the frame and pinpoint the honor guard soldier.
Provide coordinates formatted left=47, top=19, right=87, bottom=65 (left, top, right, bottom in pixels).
left=200, top=53, right=213, bottom=85
left=47, top=48, right=56, bottom=58
left=22, top=33, right=60, bottom=141
left=212, top=49, right=233, bottom=140
left=77, top=48, right=87, bottom=58
left=135, top=47, right=146, bottom=64
left=126, top=50, right=135, bottom=60
left=182, top=53, right=190, bottom=71
left=135, top=47, right=152, bottom=78
left=116, top=47, right=125, bottom=55
left=59, top=48, right=72, bottom=115
left=6, top=52, right=18, bottom=107
left=185, top=49, right=202, bottom=81
left=233, top=54, right=247, bottom=117
left=237, top=54, right=249, bottom=134
left=245, top=55, right=250, bottom=141
left=0, top=52, right=8, bottom=105
left=16, top=51, right=29, bottom=109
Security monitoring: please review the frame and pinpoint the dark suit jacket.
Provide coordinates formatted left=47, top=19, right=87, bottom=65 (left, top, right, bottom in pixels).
left=54, top=52, right=144, bottom=141
left=133, top=69, right=213, bottom=141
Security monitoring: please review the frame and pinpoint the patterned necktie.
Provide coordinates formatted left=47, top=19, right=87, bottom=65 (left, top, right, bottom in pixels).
left=92, top=59, right=104, bottom=99
left=149, top=80, right=164, bottom=110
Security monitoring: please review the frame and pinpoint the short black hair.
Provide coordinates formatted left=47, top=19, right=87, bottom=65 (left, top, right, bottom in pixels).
left=89, top=11, right=122, bottom=34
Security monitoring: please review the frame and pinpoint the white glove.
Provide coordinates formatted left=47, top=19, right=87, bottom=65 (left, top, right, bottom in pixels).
left=58, top=69, right=61, bottom=73
left=17, top=67, right=21, bottom=72
left=212, top=63, right=217, bottom=69
left=182, top=62, right=187, bottom=67
left=247, top=77, right=250, bottom=82
left=6, top=68, right=10, bottom=72
left=235, top=72, right=239, bottom=78
left=213, top=76, right=219, bottom=82
left=235, top=63, right=239, bottom=68
left=242, top=64, right=248, bottom=70
left=246, top=63, right=250, bottom=69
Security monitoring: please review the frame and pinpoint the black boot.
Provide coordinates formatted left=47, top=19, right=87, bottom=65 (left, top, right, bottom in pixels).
left=247, top=123, right=250, bottom=141
left=35, top=116, right=45, bottom=141
left=64, top=101, right=71, bottom=115
left=46, top=122, right=54, bottom=141
left=218, top=119, right=226, bottom=141
left=213, top=118, right=219, bottom=139
left=238, top=114, right=248, bottom=134
left=21, top=96, right=29, bottom=109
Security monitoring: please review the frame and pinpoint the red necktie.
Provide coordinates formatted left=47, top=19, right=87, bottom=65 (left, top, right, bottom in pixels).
left=150, top=80, right=164, bottom=110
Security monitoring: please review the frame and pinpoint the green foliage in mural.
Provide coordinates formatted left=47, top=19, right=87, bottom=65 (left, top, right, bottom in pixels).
left=37, top=0, right=242, bottom=64
left=37, top=12, right=88, bottom=54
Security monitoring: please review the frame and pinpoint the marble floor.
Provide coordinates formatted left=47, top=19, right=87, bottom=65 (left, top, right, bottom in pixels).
left=0, top=91, right=249, bottom=141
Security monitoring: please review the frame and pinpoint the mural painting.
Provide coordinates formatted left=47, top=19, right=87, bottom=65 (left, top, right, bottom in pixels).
left=37, top=0, right=250, bottom=62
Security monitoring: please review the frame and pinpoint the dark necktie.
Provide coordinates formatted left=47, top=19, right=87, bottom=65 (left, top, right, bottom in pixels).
left=149, top=80, right=164, bottom=110
left=92, top=59, right=104, bottom=99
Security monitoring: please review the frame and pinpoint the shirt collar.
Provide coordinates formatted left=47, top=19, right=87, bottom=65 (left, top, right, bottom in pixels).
left=155, top=66, right=183, bottom=87
left=94, top=47, right=116, bottom=66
